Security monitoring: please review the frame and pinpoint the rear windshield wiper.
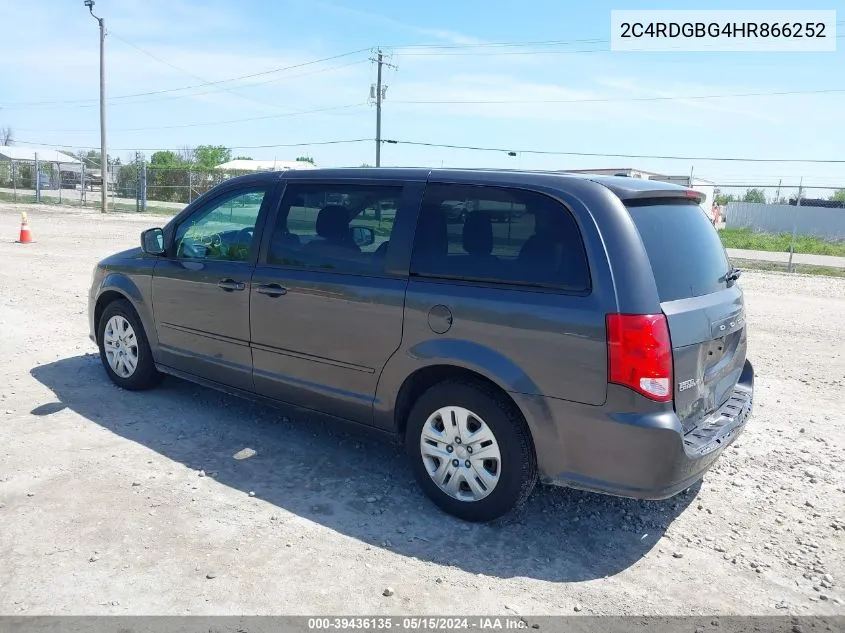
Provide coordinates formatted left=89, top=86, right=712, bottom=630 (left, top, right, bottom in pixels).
left=725, top=268, right=742, bottom=282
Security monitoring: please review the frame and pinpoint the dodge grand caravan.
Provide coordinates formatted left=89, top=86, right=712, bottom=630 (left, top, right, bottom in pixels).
left=88, top=168, right=754, bottom=522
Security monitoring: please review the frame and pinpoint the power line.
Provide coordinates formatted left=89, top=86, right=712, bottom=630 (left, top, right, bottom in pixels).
left=6, top=23, right=844, bottom=109
left=109, top=31, right=292, bottom=113
left=2, top=59, right=369, bottom=112
left=14, top=103, right=368, bottom=133
left=13, top=138, right=372, bottom=152
left=391, top=87, right=845, bottom=106
left=382, top=139, right=845, bottom=164
left=15, top=85, right=843, bottom=133
left=109, top=32, right=213, bottom=85
left=11, top=135, right=845, bottom=164
left=0, top=48, right=371, bottom=109
left=108, top=31, right=368, bottom=119
left=5, top=30, right=841, bottom=110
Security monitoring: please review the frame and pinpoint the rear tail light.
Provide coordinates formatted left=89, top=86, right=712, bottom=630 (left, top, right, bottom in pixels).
left=606, top=313, right=673, bottom=402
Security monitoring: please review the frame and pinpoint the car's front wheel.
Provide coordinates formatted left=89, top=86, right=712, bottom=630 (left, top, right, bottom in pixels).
left=405, top=380, right=538, bottom=522
left=97, top=299, right=161, bottom=391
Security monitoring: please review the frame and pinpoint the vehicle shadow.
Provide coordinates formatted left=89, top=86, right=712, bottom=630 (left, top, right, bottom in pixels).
left=30, top=354, right=700, bottom=583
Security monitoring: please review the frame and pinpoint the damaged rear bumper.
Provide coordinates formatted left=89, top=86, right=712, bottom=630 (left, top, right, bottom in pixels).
left=514, top=359, right=754, bottom=501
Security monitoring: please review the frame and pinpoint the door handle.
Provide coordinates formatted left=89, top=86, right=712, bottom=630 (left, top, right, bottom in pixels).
left=256, top=283, right=287, bottom=297
left=217, top=278, right=246, bottom=292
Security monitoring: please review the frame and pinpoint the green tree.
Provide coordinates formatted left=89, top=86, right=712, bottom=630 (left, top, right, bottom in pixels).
left=193, top=145, right=232, bottom=168
left=715, top=193, right=736, bottom=206
left=233, top=155, right=253, bottom=160
left=296, top=156, right=316, bottom=164
left=831, top=189, right=845, bottom=202
left=150, top=150, right=182, bottom=166
left=148, top=151, right=190, bottom=203
left=116, top=163, right=138, bottom=198
left=743, top=188, right=766, bottom=203
left=76, top=149, right=119, bottom=169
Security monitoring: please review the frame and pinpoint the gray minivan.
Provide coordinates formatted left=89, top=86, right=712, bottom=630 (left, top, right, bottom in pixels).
left=88, top=168, right=754, bottom=522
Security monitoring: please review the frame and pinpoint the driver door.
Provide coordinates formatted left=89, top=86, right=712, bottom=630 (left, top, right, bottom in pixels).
left=152, top=181, right=275, bottom=391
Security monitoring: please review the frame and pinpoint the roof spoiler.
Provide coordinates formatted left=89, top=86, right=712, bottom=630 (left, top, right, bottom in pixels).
left=618, top=188, right=704, bottom=204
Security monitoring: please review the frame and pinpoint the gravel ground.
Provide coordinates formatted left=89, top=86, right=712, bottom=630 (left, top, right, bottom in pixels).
left=0, top=202, right=843, bottom=617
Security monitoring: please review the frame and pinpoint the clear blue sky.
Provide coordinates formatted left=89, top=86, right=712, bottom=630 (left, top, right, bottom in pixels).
left=1, top=0, right=842, bottom=196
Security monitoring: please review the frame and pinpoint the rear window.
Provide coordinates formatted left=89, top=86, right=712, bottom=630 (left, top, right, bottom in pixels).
left=627, top=201, right=731, bottom=302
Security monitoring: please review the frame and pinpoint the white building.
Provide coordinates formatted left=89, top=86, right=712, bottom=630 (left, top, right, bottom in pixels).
left=648, top=174, right=716, bottom=216
left=215, top=159, right=317, bottom=172
left=561, top=167, right=715, bottom=217
left=0, top=145, right=81, bottom=165
left=0, top=145, right=86, bottom=189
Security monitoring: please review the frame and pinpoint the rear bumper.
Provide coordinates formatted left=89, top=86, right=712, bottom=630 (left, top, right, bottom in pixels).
left=514, top=358, right=754, bottom=501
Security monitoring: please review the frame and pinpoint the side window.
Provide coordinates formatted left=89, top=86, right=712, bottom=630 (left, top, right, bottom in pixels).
left=267, top=182, right=402, bottom=275
left=410, top=184, right=590, bottom=291
left=174, top=187, right=267, bottom=262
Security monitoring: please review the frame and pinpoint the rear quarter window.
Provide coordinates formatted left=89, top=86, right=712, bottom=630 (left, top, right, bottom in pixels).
left=627, top=201, right=732, bottom=302
left=410, top=183, right=591, bottom=292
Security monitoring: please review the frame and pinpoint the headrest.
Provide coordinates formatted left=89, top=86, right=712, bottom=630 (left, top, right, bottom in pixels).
left=462, top=212, right=493, bottom=255
left=315, top=205, right=350, bottom=241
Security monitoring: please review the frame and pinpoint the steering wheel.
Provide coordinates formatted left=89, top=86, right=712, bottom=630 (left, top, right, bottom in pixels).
left=198, top=232, right=223, bottom=248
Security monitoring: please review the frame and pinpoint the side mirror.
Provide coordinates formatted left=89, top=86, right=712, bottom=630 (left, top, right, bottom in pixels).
left=351, top=225, right=375, bottom=247
left=141, top=228, right=165, bottom=255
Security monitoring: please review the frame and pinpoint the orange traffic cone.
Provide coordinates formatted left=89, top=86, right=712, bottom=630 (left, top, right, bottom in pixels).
left=16, top=211, right=33, bottom=244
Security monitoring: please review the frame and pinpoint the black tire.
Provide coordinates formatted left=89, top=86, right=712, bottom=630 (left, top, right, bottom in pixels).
left=405, top=379, right=538, bottom=523
left=97, top=298, right=161, bottom=391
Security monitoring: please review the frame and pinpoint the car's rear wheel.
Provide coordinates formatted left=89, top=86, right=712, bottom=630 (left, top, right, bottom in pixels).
left=97, top=299, right=161, bottom=391
left=405, top=380, right=538, bottom=522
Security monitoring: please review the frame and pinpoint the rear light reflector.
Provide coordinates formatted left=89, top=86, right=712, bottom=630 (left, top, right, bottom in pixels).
left=606, top=313, right=673, bottom=402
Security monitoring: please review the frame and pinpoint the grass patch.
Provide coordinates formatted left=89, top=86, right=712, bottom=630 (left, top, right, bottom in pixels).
left=731, top=258, right=845, bottom=278
left=0, top=191, right=179, bottom=216
left=0, top=191, right=37, bottom=204
left=719, top=227, right=845, bottom=256
left=81, top=200, right=180, bottom=216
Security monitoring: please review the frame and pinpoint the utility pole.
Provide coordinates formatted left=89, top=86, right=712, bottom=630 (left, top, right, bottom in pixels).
left=85, top=0, right=108, bottom=213
left=375, top=50, right=383, bottom=167
left=370, top=49, right=396, bottom=167
left=135, top=151, right=141, bottom=213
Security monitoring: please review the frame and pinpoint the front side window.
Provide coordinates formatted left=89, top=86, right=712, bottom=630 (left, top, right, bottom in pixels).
left=174, top=187, right=268, bottom=262
left=267, top=183, right=402, bottom=275
left=410, top=184, right=590, bottom=291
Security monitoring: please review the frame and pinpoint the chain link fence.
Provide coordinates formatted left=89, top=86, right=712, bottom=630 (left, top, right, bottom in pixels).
left=0, top=157, right=254, bottom=215
left=3, top=160, right=844, bottom=230
left=712, top=184, right=845, bottom=209
left=712, top=184, right=845, bottom=239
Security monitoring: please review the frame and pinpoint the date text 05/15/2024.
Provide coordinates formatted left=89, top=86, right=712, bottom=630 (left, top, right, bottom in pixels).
left=307, top=617, right=533, bottom=630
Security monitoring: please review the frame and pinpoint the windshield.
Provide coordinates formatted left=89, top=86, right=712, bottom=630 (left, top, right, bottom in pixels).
left=627, top=201, right=733, bottom=303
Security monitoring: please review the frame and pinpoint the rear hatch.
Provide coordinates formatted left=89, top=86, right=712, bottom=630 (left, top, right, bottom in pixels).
left=626, top=199, right=748, bottom=434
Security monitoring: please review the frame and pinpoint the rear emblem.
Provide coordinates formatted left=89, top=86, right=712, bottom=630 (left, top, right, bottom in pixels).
left=712, top=312, right=745, bottom=336
left=678, top=379, right=697, bottom=392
